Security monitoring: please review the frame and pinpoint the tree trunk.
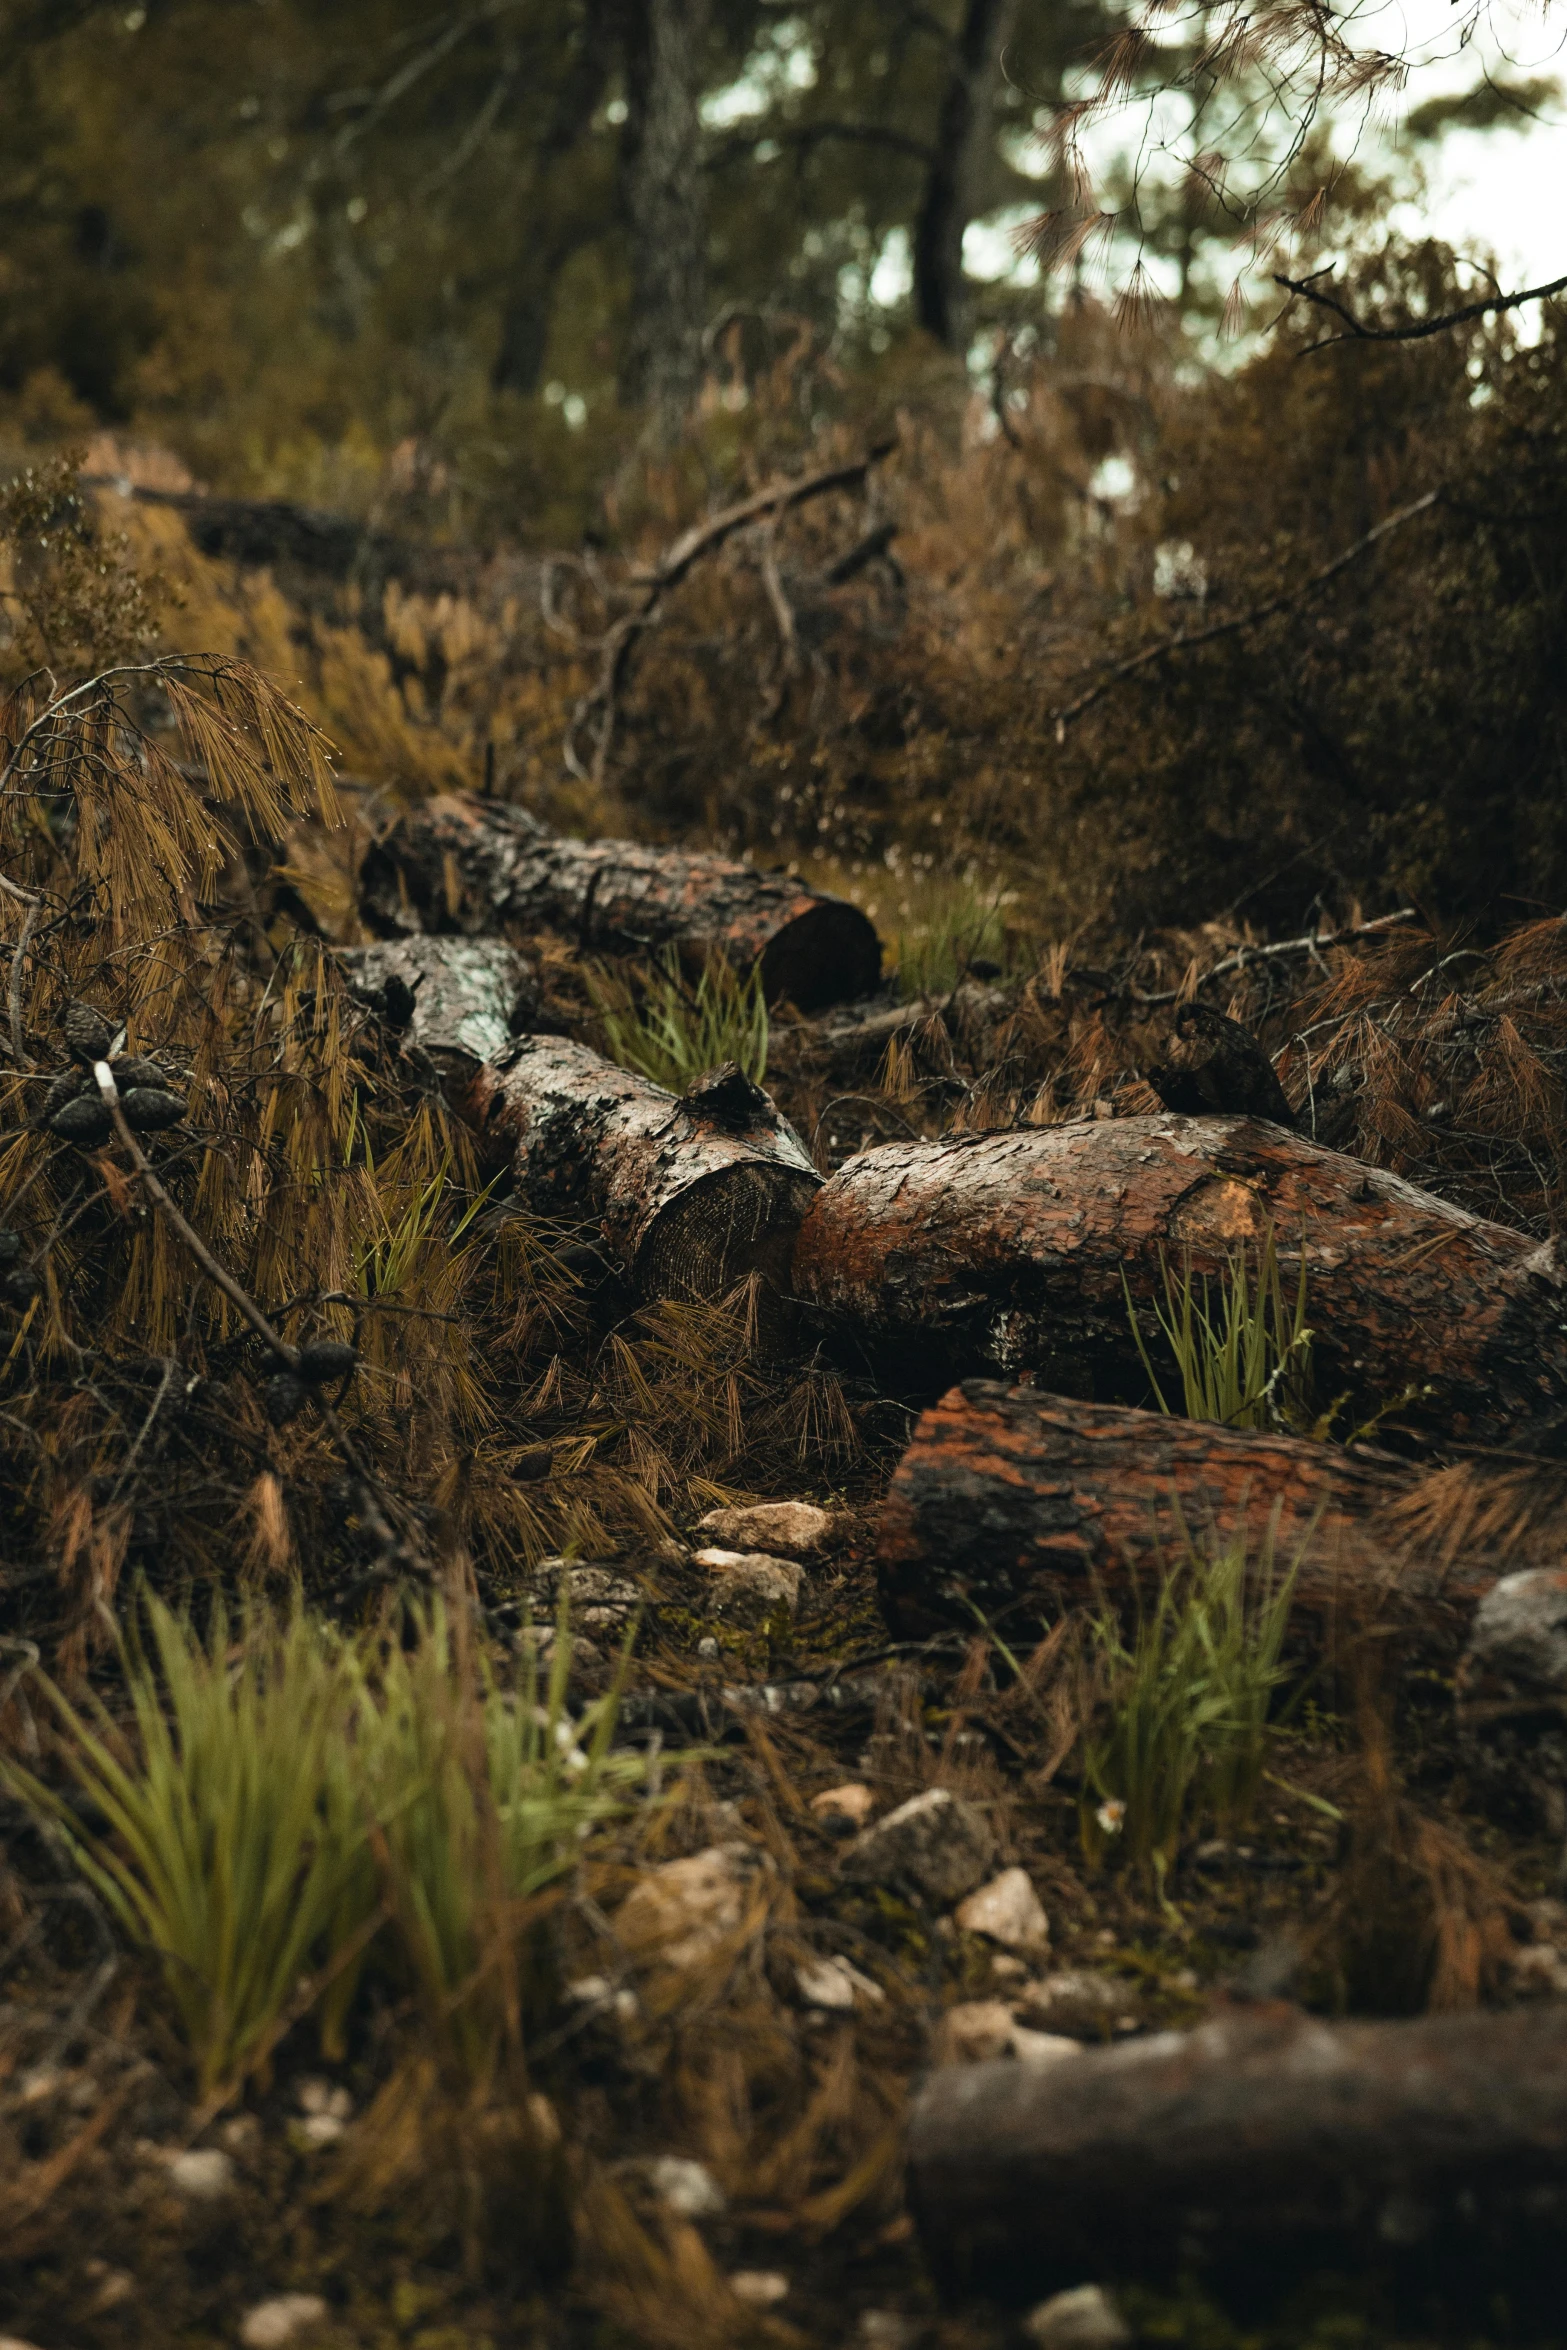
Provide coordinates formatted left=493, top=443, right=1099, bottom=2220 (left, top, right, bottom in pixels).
left=359, top=791, right=882, bottom=1011
left=334, top=937, right=538, bottom=1073
left=908, top=2005, right=1567, bottom=2312
left=620, top=0, right=710, bottom=433
left=912, top=0, right=1020, bottom=348
left=791, top=1112, right=1567, bottom=1444
left=873, top=1381, right=1567, bottom=1647
left=463, top=1038, right=819, bottom=1301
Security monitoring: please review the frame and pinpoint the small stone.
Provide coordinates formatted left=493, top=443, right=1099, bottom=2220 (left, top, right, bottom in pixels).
left=1507, top=1942, right=1567, bottom=1997
left=1021, top=2285, right=1131, bottom=2350
left=1462, top=1567, right=1567, bottom=1695
left=239, top=2293, right=330, bottom=2348
left=937, top=2000, right=1017, bottom=2064
left=695, top=1550, right=802, bottom=1626
left=0, top=2337, right=50, bottom=2350
left=729, top=2270, right=790, bottom=2307
left=296, top=2077, right=353, bottom=2120
left=990, top=1953, right=1027, bottom=1983
left=697, top=1635, right=720, bottom=1658
left=615, top=1841, right=766, bottom=1969
left=1014, top=1970, right=1126, bottom=2040
left=165, top=2146, right=235, bottom=2198
left=220, top=2113, right=261, bottom=2151
left=857, top=2315, right=921, bottom=2350
left=811, top=1781, right=876, bottom=1830
left=295, top=2112, right=347, bottom=2148
left=696, top=1501, right=836, bottom=1557
left=1010, top=2027, right=1082, bottom=2067
left=796, top=1954, right=885, bottom=2012
left=646, top=2154, right=727, bottom=2218
left=840, top=1787, right=995, bottom=1904
left=954, top=1867, right=1050, bottom=1954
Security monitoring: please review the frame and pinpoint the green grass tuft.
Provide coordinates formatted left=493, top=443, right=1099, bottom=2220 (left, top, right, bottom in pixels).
left=588, top=947, right=768, bottom=1093
left=1125, top=1225, right=1314, bottom=1432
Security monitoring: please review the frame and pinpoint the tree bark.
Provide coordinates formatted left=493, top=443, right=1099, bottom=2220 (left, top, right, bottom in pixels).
left=334, top=937, right=538, bottom=1071
left=791, top=1111, right=1567, bottom=1443
left=463, top=1037, right=820, bottom=1301
left=359, top=791, right=882, bottom=1011
left=873, top=1381, right=1567, bottom=1647
left=620, top=0, right=711, bottom=433
left=912, top=0, right=1020, bottom=348
left=908, top=2005, right=1567, bottom=2311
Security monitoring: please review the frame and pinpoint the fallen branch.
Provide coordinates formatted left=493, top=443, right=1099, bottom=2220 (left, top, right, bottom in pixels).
left=1049, top=492, right=1441, bottom=737
left=909, top=2004, right=1567, bottom=2310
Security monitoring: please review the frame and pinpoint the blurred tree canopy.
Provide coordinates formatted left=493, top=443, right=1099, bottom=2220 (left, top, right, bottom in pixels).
left=0, top=0, right=1112, bottom=519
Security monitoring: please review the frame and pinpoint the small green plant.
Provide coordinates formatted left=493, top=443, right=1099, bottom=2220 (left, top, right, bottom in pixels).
left=588, top=946, right=768, bottom=1093
left=1125, top=1225, right=1314, bottom=1432
left=0, top=1594, right=366, bottom=2100
left=1, top=1588, right=660, bottom=2097
left=1080, top=1532, right=1300, bottom=1904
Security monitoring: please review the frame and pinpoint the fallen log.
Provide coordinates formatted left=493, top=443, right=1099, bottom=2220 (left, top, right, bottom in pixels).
left=463, top=1040, right=820, bottom=1300
left=358, top=791, right=881, bottom=1011
left=791, top=1111, right=1567, bottom=1443
left=876, top=1382, right=1567, bottom=1646
left=335, top=937, right=538, bottom=1072
left=907, top=2004, right=1567, bottom=2313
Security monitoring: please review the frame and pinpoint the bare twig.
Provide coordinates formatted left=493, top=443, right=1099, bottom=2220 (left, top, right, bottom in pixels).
left=563, top=444, right=895, bottom=783
left=1274, top=267, right=1567, bottom=350
left=1130, top=909, right=1419, bottom=1006
left=1049, top=491, right=1441, bottom=737
left=7, top=898, right=40, bottom=1065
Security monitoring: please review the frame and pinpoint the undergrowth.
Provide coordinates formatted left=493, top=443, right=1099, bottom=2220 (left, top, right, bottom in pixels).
left=587, top=947, right=769, bottom=1093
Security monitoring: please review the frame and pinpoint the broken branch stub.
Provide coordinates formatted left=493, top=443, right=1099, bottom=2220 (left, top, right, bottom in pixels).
left=873, top=1383, right=1547, bottom=1649
left=358, top=791, right=882, bottom=1011
left=464, top=1039, right=820, bottom=1301
left=908, top=2005, right=1567, bottom=2313
left=791, top=1112, right=1567, bottom=1442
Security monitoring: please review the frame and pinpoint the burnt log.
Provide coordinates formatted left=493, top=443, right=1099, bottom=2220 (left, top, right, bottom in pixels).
left=791, top=1111, right=1567, bottom=1443
left=463, top=1039, right=819, bottom=1301
left=335, top=937, right=539, bottom=1075
left=908, top=2005, right=1567, bottom=2313
left=358, top=791, right=881, bottom=1011
left=872, top=1383, right=1566, bottom=1647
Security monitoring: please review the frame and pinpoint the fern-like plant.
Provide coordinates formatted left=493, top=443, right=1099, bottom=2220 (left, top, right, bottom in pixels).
left=587, top=947, right=768, bottom=1093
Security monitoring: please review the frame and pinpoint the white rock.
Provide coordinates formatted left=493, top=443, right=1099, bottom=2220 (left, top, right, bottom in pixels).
left=296, top=2078, right=353, bottom=2120
left=1010, top=2027, right=1083, bottom=2067
left=697, top=1501, right=836, bottom=1557
left=840, top=1787, right=995, bottom=1904
left=1013, top=1970, right=1127, bottom=2039
left=646, top=2154, right=727, bottom=2218
left=693, top=1550, right=802, bottom=1625
left=1462, top=1567, right=1567, bottom=1693
left=936, top=2000, right=1017, bottom=2064
left=295, top=2112, right=346, bottom=2149
left=239, top=2293, right=330, bottom=2348
left=729, top=2270, right=790, bottom=2306
left=954, top=1867, right=1050, bottom=1953
left=811, top=1781, right=876, bottom=1829
left=615, top=1841, right=766, bottom=1969
left=796, top=1954, right=886, bottom=2012
left=1507, top=1941, right=1567, bottom=1997
left=166, top=2146, right=235, bottom=2198
left=857, top=2314, right=921, bottom=2350
left=1022, top=2285, right=1131, bottom=2350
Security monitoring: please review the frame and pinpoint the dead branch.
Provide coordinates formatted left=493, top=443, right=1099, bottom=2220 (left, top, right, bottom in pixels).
left=563, top=443, right=895, bottom=783
left=1049, top=492, right=1441, bottom=737
left=1274, top=265, right=1567, bottom=350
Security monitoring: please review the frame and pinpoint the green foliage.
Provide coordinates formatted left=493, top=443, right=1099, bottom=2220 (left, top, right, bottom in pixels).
left=0, top=1594, right=365, bottom=2099
left=1080, top=1534, right=1300, bottom=1898
left=1125, top=1227, right=1314, bottom=1432
left=1, top=1588, right=655, bottom=2097
left=587, top=947, right=768, bottom=1094
left=893, top=882, right=1015, bottom=1000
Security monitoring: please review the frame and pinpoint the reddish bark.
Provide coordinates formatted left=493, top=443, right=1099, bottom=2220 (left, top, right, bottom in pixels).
left=464, top=1038, right=819, bottom=1301
left=358, top=791, right=881, bottom=1010
left=875, top=1383, right=1567, bottom=1647
left=908, top=2004, right=1567, bottom=2309
left=791, top=1111, right=1567, bottom=1444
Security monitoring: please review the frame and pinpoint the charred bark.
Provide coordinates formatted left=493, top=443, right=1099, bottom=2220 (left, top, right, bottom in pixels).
left=908, top=2005, right=1567, bottom=2312
left=335, top=937, right=539, bottom=1073
left=359, top=791, right=882, bottom=1012
left=873, top=1382, right=1567, bottom=1647
left=791, top=1112, right=1567, bottom=1443
left=463, top=1038, right=819, bottom=1301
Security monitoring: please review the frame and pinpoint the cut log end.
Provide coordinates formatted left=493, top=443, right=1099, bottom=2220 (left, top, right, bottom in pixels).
left=757, top=898, right=882, bottom=1012
left=639, top=1160, right=820, bottom=1305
